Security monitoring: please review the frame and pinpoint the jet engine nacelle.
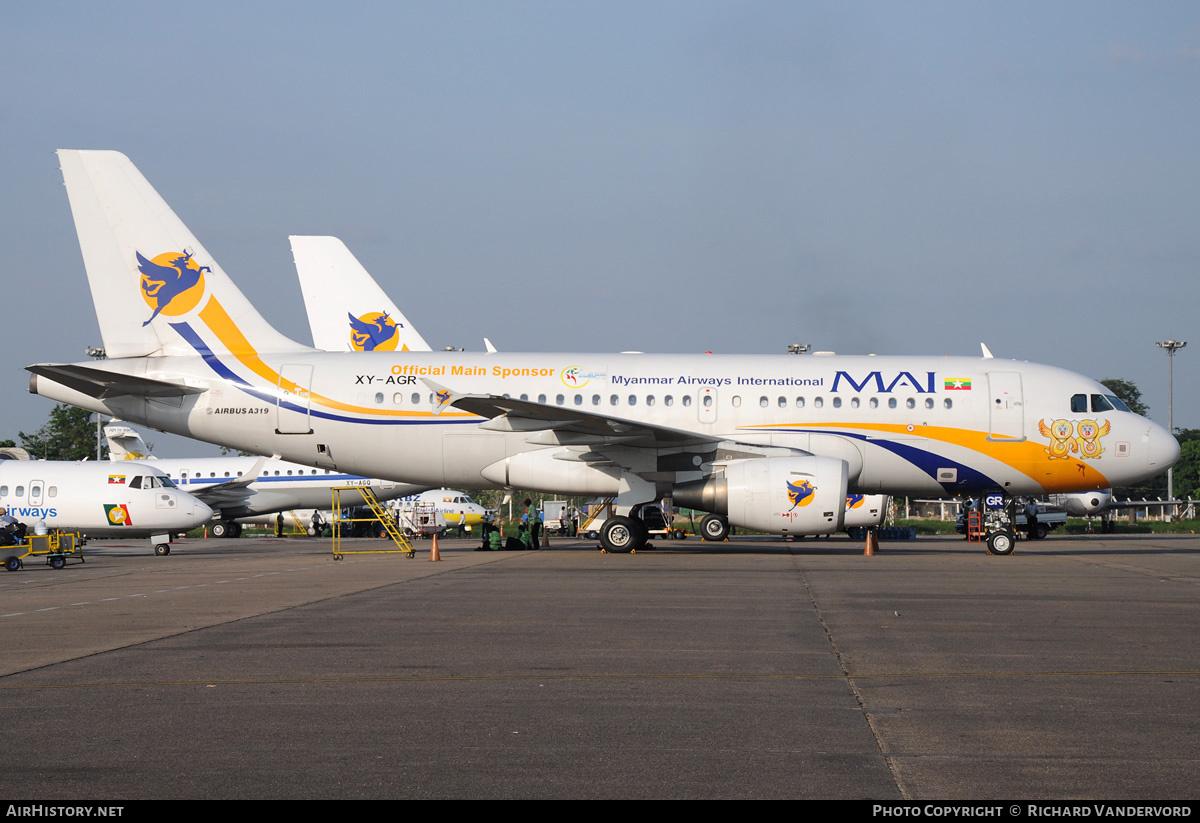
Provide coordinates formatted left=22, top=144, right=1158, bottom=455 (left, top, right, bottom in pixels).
left=676, top=455, right=849, bottom=535
left=844, top=494, right=890, bottom=529
left=1058, top=489, right=1112, bottom=516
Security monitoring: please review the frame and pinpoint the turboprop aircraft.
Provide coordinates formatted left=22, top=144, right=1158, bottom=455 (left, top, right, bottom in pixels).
left=0, top=460, right=213, bottom=556
left=29, top=150, right=1180, bottom=557
left=104, top=422, right=426, bottom=538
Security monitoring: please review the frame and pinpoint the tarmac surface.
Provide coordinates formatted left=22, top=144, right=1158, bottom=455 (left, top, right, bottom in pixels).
left=1, top=530, right=1197, bottom=800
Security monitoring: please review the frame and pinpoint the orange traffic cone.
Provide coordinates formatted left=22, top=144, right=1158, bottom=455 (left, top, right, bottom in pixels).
left=429, top=530, right=441, bottom=562
left=863, top=530, right=877, bottom=557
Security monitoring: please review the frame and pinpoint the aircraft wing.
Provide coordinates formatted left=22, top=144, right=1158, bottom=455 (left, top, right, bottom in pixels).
left=27, top=364, right=204, bottom=401
left=184, top=456, right=274, bottom=514
left=424, top=380, right=723, bottom=449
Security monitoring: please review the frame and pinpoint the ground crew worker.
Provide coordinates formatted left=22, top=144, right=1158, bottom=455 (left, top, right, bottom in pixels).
left=488, top=527, right=503, bottom=551
left=275, top=512, right=284, bottom=537
left=524, top=498, right=542, bottom=549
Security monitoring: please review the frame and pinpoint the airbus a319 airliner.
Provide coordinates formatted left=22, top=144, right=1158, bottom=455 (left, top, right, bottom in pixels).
left=28, top=151, right=1179, bottom=555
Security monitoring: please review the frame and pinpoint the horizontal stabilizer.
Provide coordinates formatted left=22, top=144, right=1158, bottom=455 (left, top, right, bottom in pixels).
left=27, top=364, right=205, bottom=401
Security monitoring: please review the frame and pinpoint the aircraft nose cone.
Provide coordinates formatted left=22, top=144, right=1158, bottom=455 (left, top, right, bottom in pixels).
left=1151, top=424, right=1182, bottom=471
left=191, top=498, right=215, bottom=526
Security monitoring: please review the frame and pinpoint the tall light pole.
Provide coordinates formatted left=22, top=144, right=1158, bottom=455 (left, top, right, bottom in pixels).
left=1155, top=338, right=1186, bottom=510
left=86, top=345, right=106, bottom=460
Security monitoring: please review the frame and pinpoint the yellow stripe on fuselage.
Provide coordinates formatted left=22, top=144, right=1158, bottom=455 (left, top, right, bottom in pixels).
left=198, top=299, right=474, bottom=420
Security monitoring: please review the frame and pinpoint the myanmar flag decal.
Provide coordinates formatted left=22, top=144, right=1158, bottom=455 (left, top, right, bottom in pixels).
left=944, top=378, right=972, bottom=391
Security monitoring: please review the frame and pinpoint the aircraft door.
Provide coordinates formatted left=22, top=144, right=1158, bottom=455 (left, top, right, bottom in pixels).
left=277, top=364, right=314, bottom=435
left=987, top=372, right=1025, bottom=441
left=698, top=388, right=718, bottom=424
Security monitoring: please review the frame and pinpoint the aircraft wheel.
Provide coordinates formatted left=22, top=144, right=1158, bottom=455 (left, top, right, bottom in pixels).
left=986, top=530, right=1015, bottom=556
left=600, top=516, right=642, bottom=553
left=231, top=523, right=243, bottom=538
left=4, top=556, right=20, bottom=572
left=211, top=521, right=231, bottom=539
left=700, top=514, right=729, bottom=542
left=154, top=544, right=170, bottom=557
left=585, top=531, right=598, bottom=540
left=49, top=555, right=65, bottom=570
left=1035, top=523, right=1049, bottom=540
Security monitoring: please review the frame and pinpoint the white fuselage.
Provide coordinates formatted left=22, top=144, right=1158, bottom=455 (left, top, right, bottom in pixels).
left=0, top=461, right=212, bottom=537
left=117, top=454, right=424, bottom=522
left=32, top=351, right=1180, bottom=502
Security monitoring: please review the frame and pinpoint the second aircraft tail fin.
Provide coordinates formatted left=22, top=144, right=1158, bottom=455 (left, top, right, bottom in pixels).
left=291, top=235, right=433, bottom=353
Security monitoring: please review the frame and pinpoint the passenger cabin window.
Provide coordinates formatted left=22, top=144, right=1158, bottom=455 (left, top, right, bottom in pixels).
left=732, top=396, right=742, bottom=408
left=15, top=485, right=23, bottom=497
left=813, top=397, right=823, bottom=409
left=683, top=396, right=692, bottom=407
left=0, top=486, right=7, bottom=496
left=832, top=397, right=842, bottom=408
left=30, top=485, right=40, bottom=497
left=48, top=486, right=57, bottom=497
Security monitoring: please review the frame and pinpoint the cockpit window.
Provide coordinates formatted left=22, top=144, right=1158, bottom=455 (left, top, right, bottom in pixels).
left=128, top=476, right=143, bottom=489
left=1090, top=394, right=1114, bottom=412
left=1071, top=394, right=1088, bottom=413
left=1105, top=394, right=1131, bottom=413
left=158, top=475, right=177, bottom=488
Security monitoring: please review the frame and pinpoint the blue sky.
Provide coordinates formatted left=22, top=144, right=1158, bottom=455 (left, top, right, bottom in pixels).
left=1, top=1, right=1196, bottom=454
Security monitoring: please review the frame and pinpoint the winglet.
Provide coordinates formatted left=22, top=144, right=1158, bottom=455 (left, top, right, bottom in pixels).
left=980, top=342, right=994, bottom=359
left=420, top=378, right=458, bottom=416
left=484, top=338, right=498, bottom=353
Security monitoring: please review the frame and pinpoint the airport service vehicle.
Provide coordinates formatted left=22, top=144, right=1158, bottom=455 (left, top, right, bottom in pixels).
left=0, top=460, right=212, bottom=555
left=29, top=150, right=1180, bottom=556
left=955, top=499, right=1068, bottom=539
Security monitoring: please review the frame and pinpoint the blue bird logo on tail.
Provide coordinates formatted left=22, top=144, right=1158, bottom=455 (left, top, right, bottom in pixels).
left=786, top=479, right=816, bottom=510
left=137, top=251, right=210, bottom=326
left=348, top=311, right=399, bottom=351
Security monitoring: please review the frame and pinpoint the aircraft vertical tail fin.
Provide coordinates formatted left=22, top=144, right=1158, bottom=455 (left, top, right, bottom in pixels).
left=103, top=421, right=155, bottom=461
left=290, top=235, right=433, bottom=353
left=57, top=150, right=307, bottom=359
